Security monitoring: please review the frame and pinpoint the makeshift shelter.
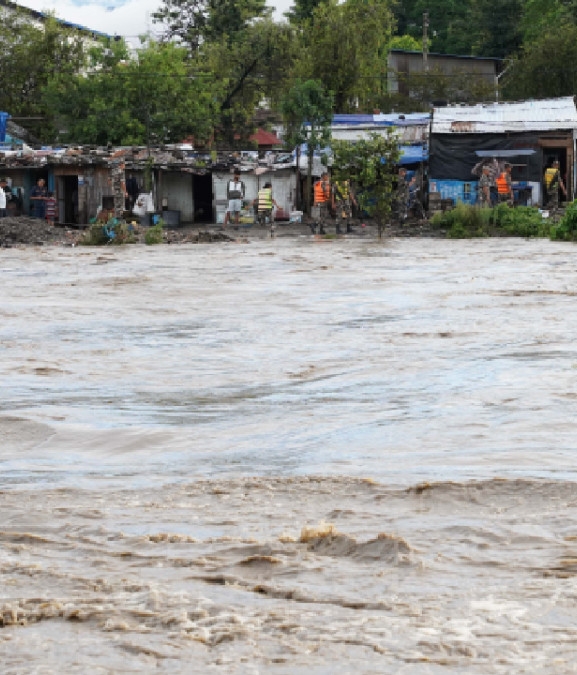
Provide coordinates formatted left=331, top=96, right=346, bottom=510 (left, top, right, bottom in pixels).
left=429, top=97, right=577, bottom=206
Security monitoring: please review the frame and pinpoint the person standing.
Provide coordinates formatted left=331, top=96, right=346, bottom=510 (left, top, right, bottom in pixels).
left=333, top=178, right=357, bottom=233
left=223, top=169, right=245, bottom=228
left=496, top=163, right=513, bottom=205
left=45, top=191, right=57, bottom=226
left=394, top=167, right=410, bottom=221
left=478, top=165, right=492, bottom=207
left=0, top=178, right=7, bottom=218
left=544, top=160, right=566, bottom=211
left=30, top=178, right=48, bottom=219
left=254, top=182, right=279, bottom=226
left=312, top=171, right=333, bottom=234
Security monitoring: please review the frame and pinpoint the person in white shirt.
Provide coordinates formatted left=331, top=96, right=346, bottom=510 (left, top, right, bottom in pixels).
left=0, top=178, right=7, bottom=218
left=223, top=169, right=245, bottom=228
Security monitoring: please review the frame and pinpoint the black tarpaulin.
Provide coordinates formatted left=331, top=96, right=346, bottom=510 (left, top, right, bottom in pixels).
left=430, top=133, right=543, bottom=181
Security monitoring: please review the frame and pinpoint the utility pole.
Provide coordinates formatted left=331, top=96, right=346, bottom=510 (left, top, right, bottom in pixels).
left=423, top=12, right=429, bottom=73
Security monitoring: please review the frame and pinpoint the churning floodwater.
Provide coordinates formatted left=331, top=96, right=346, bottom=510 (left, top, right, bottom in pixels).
left=2, top=235, right=577, bottom=673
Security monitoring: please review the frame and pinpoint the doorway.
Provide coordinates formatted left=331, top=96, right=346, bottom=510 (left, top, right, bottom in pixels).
left=57, top=176, right=79, bottom=225
left=192, top=174, right=213, bottom=223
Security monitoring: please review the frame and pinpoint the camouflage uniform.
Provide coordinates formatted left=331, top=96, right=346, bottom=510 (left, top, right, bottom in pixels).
left=394, top=174, right=410, bottom=222
left=478, top=172, right=492, bottom=207
left=333, top=180, right=355, bottom=233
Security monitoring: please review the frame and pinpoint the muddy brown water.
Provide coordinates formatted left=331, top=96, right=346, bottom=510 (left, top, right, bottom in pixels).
left=2, top=237, right=577, bottom=673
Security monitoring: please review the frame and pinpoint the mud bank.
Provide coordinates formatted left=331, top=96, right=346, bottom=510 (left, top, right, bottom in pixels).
left=0, top=216, right=442, bottom=247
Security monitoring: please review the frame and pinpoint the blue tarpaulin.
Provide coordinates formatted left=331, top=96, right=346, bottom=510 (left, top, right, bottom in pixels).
left=399, top=144, right=428, bottom=164
left=0, top=112, right=10, bottom=143
left=295, top=143, right=428, bottom=164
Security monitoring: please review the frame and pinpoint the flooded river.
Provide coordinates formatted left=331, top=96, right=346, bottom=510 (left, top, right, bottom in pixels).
left=2, top=236, right=577, bottom=673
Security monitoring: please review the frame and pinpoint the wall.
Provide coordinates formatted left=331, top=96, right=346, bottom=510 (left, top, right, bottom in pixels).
left=159, top=172, right=194, bottom=223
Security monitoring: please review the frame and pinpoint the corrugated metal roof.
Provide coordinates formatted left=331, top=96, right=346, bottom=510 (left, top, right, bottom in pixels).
left=432, top=97, right=577, bottom=134
left=332, top=113, right=430, bottom=127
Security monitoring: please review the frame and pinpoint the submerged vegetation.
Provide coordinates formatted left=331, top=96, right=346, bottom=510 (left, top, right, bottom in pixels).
left=431, top=203, right=553, bottom=239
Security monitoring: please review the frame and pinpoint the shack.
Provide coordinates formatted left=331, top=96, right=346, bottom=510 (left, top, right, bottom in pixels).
left=429, top=97, right=577, bottom=206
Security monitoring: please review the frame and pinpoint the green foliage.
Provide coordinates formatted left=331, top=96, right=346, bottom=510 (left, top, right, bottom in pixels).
left=285, top=0, right=327, bottom=23
left=0, top=13, right=86, bottom=140
left=79, top=219, right=136, bottom=246
left=431, top=203, right=548, bottom=238
left=43, top=40, right=218, bottom=146
left=331, top=132, right=400, bottom=237
left=79, top=223, right=110, bottom=246
left=145, top=220, right=165, bottom=245
left=503, top=24, right=577, bottom=99
left=394, top=0, right=522, bottom=58
left=389, top=35, right=422, bottom=51
left=492, top=204, right=548, bottom=237
left=205, top=19, right=299, bottom=147
left=431, top=203, right=490, bottom=238
left=296, top=0, right=394, bottom=112
left=520, top=0, right=569, bottom=43
left=550, top=200, right=577, bottom=241
left=152, top=0, right=269, bottom=52
left=282, top=79, right=334, bottom=213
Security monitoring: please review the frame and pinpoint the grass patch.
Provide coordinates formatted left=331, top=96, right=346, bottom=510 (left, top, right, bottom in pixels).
left=431, top=202, right=549, bottom=239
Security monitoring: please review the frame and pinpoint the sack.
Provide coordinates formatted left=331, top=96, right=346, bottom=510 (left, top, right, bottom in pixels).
left=132, top=192, right=154, bottom=216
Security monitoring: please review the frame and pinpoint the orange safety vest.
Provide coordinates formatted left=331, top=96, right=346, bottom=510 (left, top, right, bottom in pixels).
left=314, top=179, right=330, bottom=203
left=496, top=171, right=510, bottom=194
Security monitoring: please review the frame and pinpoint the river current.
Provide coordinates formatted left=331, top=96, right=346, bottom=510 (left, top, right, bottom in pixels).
left=2, top=236, right=577, bottom=673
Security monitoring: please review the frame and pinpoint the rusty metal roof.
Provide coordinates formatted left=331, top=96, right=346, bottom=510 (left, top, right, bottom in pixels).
left=432, top=97, right=577, bottom=134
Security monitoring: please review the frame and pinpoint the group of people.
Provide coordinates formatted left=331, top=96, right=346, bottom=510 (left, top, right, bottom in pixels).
left=311, top=171, right=357, bottom=235
left=0, top=176, right=60, bottom=224
left=222, top=169, right=281, bottom=230
left=394, top=167, right=423, bottom=222
left=475, top=158, right=567, bottom=210
left=476, top=162, right=514, bottom=207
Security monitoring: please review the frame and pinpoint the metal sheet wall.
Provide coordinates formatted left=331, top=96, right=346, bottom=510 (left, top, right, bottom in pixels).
left=160, top=173, right=194, bottom=222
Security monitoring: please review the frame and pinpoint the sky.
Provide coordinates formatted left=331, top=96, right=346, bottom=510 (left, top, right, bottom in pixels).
left=14, top=0, right=294, bottom=42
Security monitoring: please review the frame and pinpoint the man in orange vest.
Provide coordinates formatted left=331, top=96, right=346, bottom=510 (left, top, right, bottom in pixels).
left=311, top=171, right=333, bottom=234
left=496, top=163, right=513, bottom=205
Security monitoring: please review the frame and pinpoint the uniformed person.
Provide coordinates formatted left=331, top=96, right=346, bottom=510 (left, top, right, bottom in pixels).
left=333, top=179, right=357, bottom=234
left=312, top=172, right=333, bottom=234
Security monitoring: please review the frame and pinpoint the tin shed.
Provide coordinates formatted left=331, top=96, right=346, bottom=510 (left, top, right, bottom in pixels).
left=429, top=97, right=577, bottom=206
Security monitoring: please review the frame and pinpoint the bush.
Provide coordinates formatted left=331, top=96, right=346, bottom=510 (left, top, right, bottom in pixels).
left=430, top=202, right=490, bottom=238
left=79, top=223, right=110, bottom=246
left=431, top=202, right=548, bottom=239
left=492, top=204, right=548, bottom=238
left=144, top=219, right=164, bottom=245
left=79, top=219, right=137, bottom=246
left=550, top=200, right=577, bottom=241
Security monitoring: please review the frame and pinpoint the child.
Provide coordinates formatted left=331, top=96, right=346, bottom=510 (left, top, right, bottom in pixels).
left=45, top=191, right=57, bottom=226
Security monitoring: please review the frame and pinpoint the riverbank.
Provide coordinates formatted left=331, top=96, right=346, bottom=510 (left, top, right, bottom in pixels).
left=0, top=216, right=443, bottom=247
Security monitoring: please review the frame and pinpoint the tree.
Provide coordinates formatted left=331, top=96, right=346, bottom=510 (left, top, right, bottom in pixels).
left=331, top=132, right=400, bottom=238
left=285, top=0, right=327, bottom=24
left=43, top=40, right=219, bottom=146
left=0, top=12, right=86, bottom=140
left=281, top=79, right=334, bottom=214
left=203, top=19, right=299, bottom=147
left=520, top=0, right=571, bottom=43
left=152, top=0, right=268, bottom=51
left=503, top=24, right=577, bottom=100
left=297, top=0, right=395, bottom=112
